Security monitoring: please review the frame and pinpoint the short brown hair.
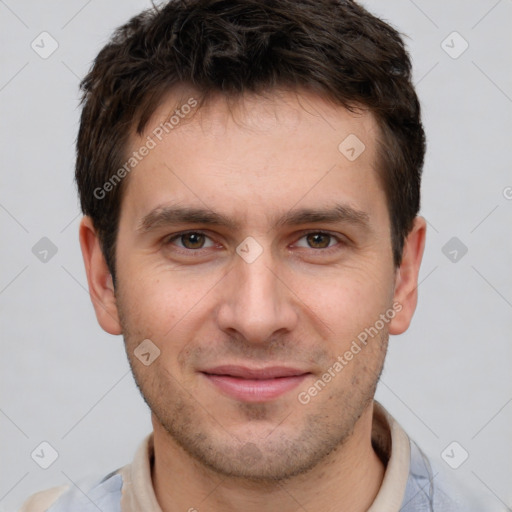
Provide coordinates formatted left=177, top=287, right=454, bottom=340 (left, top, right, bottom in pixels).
left=76, top=0, right=425, bottom=279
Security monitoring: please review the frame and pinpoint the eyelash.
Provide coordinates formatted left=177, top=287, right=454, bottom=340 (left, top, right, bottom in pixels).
left=164, top=230, right=347, bottom=256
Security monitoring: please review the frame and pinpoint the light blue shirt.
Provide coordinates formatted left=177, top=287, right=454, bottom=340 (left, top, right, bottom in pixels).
left=19, top=403, right=492, bottom=511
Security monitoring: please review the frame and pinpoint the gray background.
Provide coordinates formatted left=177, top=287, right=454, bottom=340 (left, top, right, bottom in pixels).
left=1, top=0, right=511, bottom=510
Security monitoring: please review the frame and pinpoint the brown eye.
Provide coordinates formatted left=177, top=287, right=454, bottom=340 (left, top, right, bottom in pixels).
left=305, top=232, right=332, bottom=249
left=164, top=231, right=217, bottom=256
left=166, top=232, right=212, bottom=250
left=179, top=232, right=206, bottom=249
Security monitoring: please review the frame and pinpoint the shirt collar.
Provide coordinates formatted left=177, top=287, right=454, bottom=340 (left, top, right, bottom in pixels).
left=367, top=401, right=411, bottom=511
left=120, top=401, right=411, bottom=512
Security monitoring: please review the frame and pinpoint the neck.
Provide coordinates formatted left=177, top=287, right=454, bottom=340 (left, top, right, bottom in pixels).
left=152, top=402, right=385, bottom=512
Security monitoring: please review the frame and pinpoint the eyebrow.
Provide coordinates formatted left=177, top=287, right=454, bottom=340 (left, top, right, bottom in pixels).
left=137, top=203, right=371, bottom=234
left=138, top=206, right=238, bottom=233
left=273, top=204, right=371, bottom=231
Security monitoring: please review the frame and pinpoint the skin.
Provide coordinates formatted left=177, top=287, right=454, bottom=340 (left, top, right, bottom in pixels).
left=80, top=89, right=426, bottom=512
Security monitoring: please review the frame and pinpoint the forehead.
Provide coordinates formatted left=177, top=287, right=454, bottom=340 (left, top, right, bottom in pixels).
left=120, top=89, right=386, bottom=228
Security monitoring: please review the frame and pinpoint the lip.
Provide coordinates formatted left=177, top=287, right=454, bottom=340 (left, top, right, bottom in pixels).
left=201, top=365, right=311, bottom=402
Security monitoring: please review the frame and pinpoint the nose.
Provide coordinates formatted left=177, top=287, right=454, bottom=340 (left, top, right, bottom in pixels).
left=215, top=247, right=299, bottom=345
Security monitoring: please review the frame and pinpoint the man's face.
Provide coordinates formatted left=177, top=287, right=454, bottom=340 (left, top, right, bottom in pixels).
left=109, top=90, right=402, bottom=480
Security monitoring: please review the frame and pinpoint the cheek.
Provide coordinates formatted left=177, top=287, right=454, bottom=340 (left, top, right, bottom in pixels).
left=302, top=264, right=393, bottom=337
left=116, top=265, right=221, bottom=341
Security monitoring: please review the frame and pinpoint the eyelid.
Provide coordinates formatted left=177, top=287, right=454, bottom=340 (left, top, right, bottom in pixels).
left=164, top=230, right=216, bottom=249
left=292, top=230, right=347, bottom=250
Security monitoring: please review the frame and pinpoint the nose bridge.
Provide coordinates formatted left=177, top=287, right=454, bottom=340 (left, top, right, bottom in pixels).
left=216, top=243, right=297, bottom=342
left=239, top=254, right=279, bottom=314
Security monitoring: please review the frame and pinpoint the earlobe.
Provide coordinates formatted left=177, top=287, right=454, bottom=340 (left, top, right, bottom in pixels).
left=79, top=217, right=122, bottom=335
left=388, top=216, right=427, bottom=335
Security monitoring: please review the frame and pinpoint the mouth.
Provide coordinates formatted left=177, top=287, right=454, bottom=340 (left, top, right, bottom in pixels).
left=200, top=365, right=311, bottom=402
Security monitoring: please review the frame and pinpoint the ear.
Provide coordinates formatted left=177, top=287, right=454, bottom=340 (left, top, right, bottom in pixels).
left=388, top=216, right=427, bottom=335
left=79, top=217, right=122, bottom=335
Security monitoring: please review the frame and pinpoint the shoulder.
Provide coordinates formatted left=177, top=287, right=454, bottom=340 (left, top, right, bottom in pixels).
left=18, top=470, right=123, bottom=512
left=403, top=439, right=493, bottom=512
left=18, top=485, right=69, bottom=512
